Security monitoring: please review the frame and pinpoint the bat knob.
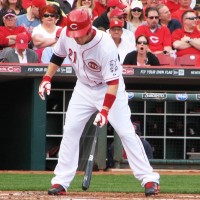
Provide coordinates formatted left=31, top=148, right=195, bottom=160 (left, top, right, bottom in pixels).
left=82, top=185, right=88, bottom=191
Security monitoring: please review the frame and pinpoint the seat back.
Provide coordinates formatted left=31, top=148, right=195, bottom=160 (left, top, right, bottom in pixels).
left=175, top=54, right=199, bottom=66
left=156, top=53, right=175, bottom=66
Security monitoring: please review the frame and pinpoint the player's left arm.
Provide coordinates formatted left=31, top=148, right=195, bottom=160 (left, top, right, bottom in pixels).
left=94, top=79, right=119, bottom=127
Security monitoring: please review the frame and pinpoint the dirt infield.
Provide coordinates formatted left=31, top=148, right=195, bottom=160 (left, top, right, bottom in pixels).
left=0, top=170, right=200, bottom=200
left=0, top=191, right=200, bottom=200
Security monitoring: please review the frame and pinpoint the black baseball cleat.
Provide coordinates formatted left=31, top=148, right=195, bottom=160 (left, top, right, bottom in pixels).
left=48, top=184, right=67, bottom=195
left=145, top=182, right=160, bottom=196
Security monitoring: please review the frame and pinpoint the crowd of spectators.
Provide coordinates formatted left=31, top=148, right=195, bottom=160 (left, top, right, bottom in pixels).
left=0, top=0, right=199, bottom=64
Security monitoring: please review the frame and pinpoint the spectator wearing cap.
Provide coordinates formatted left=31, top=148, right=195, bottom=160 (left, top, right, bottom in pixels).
left=2, top=33, right=38, bottom=63
left=0, top=9, right=31, bottom=50
left=135, top=7, right=172, bottom=55
left=109, top=7, right=128, bottom=29
left=107, top=8, right=136, bottom=53
left=16, top=0, right=46, bottom=34
left=157, top=4, right=182, bottom=34
left=109, top=19, right=136, bottom=63
left=92, top=0, right=126, bottom=31
left=172, top=10, right=200, bottom=57
left=127, top=0, right=145, bottom=33
left=123, top=34, right=160, bottom=66
left=41, top=28, right=71, bottom=64
left=0, top=0, right=26, bottom=26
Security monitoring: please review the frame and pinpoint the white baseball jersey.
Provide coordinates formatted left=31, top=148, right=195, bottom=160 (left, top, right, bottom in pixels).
left=51, top=27, right=160, bottom=190
left=54, top=27, right=123, bottom=87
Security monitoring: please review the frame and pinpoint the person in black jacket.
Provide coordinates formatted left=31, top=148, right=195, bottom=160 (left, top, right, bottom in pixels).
left=92, top=0, right=127, bottom=31
left=123, top=34, right=160, bottom=66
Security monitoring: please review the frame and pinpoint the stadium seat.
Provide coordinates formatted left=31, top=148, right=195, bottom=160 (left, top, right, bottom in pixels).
left=175, top=54, right=200, bottom=66
left=156, top=53, right=175, bottom=66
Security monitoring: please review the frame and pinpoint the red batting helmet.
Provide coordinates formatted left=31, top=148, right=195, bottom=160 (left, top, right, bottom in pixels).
left=66, top=9, right=92, bottom=38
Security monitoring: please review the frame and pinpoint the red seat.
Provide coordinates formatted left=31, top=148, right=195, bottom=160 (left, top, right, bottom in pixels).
left=175, top=54, right=200, bottom=66
left=156, top=53, right=175, bottom=66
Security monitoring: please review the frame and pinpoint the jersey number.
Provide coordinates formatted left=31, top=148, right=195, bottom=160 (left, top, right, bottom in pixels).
left=68, top=49, right=77, bottom=64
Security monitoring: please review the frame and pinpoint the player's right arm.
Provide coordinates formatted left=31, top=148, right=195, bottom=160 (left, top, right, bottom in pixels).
left=38, top=54, right=65, bottom=100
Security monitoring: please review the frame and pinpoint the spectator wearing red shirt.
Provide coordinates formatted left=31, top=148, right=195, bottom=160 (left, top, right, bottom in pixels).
left=171, top=0, right=192, bottom=22
left=135, top=7, right=172, bottom=54
left=165, top=0, right=180, bottom=14
left=172, top=10, right=200, bottom=57
left=0, top=9, right=31, bottom=50
left=93, top=0, right=107, bottom=20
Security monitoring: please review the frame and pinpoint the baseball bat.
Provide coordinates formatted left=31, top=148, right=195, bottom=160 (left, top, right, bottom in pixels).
left=82, top=125, right=99, bottom=191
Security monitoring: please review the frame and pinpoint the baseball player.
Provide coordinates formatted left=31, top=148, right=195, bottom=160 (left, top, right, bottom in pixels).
left=38, top=8, right=160, bottom=197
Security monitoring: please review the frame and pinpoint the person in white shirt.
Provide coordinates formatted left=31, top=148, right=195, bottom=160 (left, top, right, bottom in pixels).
left=109, top=19, right=136, bottom=63
left=107, top=8, right=136, bottom=63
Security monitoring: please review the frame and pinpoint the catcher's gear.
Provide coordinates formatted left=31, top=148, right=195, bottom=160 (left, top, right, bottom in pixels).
left=93, top=109, right=108, bottom=128
left=38, top=75, right=51, bottom=100
left=66, top=8, right=92, bottom=38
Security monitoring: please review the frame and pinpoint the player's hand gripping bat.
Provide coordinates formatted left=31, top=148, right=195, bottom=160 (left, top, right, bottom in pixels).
left=82, top=125, right=99, bottom=190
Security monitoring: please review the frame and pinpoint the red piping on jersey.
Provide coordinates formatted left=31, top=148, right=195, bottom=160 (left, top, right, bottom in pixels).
left=81, top=30, right=104, bottom=85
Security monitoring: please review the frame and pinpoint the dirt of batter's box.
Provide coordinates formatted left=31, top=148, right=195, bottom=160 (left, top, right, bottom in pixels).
left=0, top=191, right=200, bottom=200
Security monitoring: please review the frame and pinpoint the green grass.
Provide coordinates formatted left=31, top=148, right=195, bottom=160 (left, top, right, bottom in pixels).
left=0, top=173, right=199, bottom=193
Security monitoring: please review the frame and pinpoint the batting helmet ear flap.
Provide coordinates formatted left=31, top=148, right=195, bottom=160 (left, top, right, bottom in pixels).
left=66, top=9, right=92, bottom=38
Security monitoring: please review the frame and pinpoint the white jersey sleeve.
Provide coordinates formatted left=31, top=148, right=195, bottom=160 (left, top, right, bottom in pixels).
left=53, top=27, right=122, bottom=87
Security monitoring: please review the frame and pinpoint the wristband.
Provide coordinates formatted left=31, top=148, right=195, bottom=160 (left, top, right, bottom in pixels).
left=43, top=75, right=51, bottom=82
left=103, top=93, right=116, bottom=109
left=101, top=108, right=108, bottom=116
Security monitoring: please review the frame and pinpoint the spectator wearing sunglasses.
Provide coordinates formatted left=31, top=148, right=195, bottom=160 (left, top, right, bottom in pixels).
left=135, top=7, right=172, bottom=55
left=0, top=9, right=31, bottom=50
left=127, top=0, right=145, bottom=33
left=157, top=4, right=182, bottom=34
left=31, top=5, right=61, bottom=61
left=123, top=35, right=160, bottom=66
left=172, top=10, right=200, bottom=57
